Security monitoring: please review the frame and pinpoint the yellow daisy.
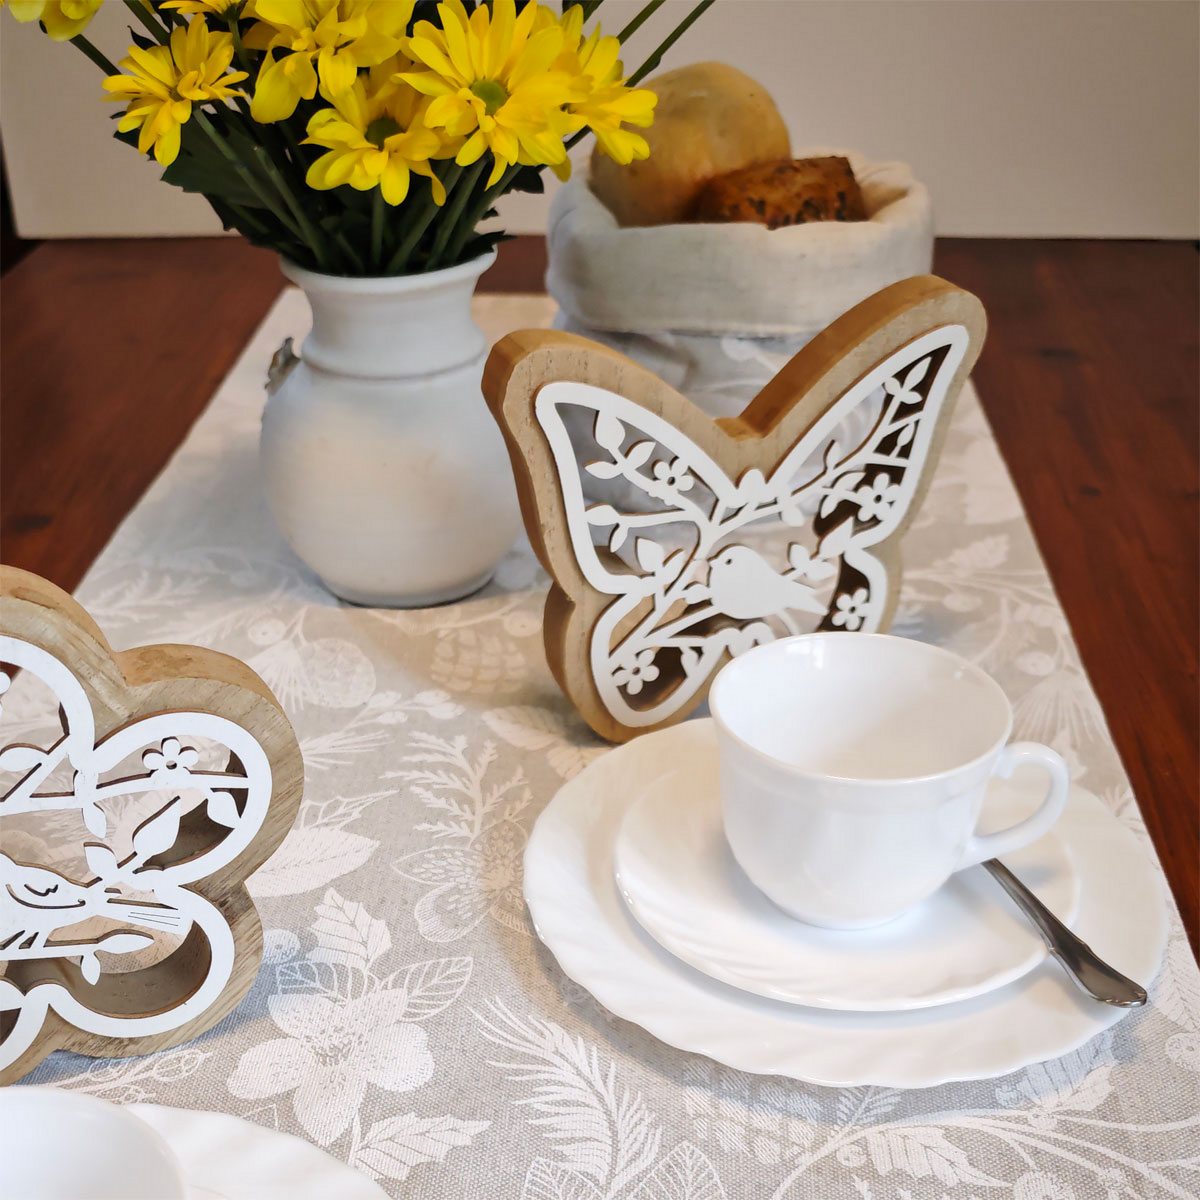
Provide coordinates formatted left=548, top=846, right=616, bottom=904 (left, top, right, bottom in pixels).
left=401, top=0, right=581, bottom=186
left=2, top=0, right=101, bottom=41
left=245, top=0, right=414, bottom=122
left=103, top=18, right=248, bottom=166
left=556, top=4, right=656, bottom=166
left=304, top=62, right=447, bottom=205
left=161, top=0, right=243, bottom=15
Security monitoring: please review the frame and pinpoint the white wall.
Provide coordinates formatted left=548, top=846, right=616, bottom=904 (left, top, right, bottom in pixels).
left=2, top=0, right=1197, bottom=239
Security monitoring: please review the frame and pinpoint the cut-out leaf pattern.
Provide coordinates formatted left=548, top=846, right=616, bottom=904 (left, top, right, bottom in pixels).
left=207, top=790, right=240, bottom=827
left=0, top=745, right=44, bottom=772
left=585, top=460, right=621, bottom=480
left=636, top=539, right=665, bottom=572
left=594, top=412, right=625, bottom=452
left=132, top=802, right=182, bottom=859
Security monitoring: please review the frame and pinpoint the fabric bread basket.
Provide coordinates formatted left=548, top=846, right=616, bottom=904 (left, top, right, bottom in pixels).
left=546, top=148, right=935, bottom=417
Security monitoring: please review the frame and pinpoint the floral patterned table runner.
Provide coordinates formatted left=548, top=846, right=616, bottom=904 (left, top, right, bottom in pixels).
left=21, top=292, right=1200, bottom=1199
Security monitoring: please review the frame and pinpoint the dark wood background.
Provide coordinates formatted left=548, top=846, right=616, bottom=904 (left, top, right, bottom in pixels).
left=2, top=234, right=1196, bottom=951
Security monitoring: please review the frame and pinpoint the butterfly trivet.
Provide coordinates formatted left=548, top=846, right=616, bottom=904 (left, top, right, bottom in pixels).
left=484, top=275, right=986, bottom=742
left=0, top=567, right=302, bottom=1083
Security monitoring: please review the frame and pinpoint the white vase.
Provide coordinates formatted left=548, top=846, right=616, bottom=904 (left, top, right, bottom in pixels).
left=260, top=251, right=520, bottom=607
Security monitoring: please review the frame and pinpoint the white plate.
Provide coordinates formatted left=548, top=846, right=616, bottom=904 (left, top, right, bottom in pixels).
left=524, top=719, right=1167, bottom=1088
left=130, top=1104, right=386, bottom=1200
left=613, top=739, right=1080, bottom=1011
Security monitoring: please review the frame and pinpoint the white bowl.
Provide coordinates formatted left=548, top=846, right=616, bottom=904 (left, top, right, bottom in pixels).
left=0, top=1088, right=187, bottom=1200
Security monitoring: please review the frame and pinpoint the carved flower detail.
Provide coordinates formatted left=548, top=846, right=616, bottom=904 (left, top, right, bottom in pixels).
left=141, top=737, right=198, bottom=781
left=613, top=649, right=660, bottom=695
left=831, top=587, right=870, bottom=631
left=652, top=457, right=693, bottom=491
left=854, top=472, right=901, bottom=521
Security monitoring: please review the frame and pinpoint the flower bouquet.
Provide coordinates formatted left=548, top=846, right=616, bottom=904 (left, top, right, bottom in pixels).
left=4, top=0, right=712, bottom=275
left=3, top=0, right=713, bottom=607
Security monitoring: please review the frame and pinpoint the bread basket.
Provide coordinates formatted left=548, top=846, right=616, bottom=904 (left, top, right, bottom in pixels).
left=546, top=149, right=934, bottom=417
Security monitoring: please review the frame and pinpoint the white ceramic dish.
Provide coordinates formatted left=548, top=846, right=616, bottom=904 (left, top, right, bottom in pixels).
left=0, top=1089, right=191, bottom=1200
left=524, top=719, right=1167, bottom=1088
left=0, top=1091, right=385, bottom=1200
left=130, top=1104, right=386, bottom=1200
left=709, top=633, right=1072, bottom=927
left=614, top=738, right=1080, bottom=1011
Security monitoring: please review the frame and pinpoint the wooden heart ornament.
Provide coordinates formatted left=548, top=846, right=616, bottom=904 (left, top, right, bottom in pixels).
left=0, top=567, right=303, bottom=1083
left=484, top=275, right=986, bottom=743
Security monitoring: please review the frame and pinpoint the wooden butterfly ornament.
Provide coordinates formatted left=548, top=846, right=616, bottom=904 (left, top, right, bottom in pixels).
left=0, top=567, right=303, bottom=1083
left=484, top=275, right=987, bottom=744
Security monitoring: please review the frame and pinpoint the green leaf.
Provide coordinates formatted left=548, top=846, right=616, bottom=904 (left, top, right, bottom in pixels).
left=454, top=230, right=505, bottom=264
left=160, top=123, right=268, bottom=208
left=506, top=164, right=545, bottom=194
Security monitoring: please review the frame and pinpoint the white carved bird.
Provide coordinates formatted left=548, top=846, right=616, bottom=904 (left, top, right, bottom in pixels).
left=0, top=853, right=180, bottom=953
left=706, top=545, right=827, bottom=620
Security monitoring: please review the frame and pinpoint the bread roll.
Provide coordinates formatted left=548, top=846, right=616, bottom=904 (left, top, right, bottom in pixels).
left=693, top=156, right=867, bottom=229
left=589, top=62, right=791, bottom=227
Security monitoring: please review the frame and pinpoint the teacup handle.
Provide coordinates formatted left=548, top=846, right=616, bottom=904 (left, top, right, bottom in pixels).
left=957, top=742, right=1070, bottom=869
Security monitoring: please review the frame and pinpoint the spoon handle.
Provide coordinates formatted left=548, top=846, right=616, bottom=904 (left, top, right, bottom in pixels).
left=983, top=858, right=1147, bottom=1008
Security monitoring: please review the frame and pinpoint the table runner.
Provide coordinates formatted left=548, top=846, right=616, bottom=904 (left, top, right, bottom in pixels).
left=22, top=291, right=1199, bottom=1198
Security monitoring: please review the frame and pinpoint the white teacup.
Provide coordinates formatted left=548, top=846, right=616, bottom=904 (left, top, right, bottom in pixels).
left=709, top=633, right=1070, bottom=929
left=0, top=1087, right=187, bottom=1200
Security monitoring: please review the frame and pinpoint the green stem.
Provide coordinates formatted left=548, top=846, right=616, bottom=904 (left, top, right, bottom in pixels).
left=627, top=0, right=715, bottom=85
left=225, top=19, right=267, bottom=133
left=225, top=26, right=262, bottom=133
left=228, top=20, right=311, bottom=194
left=70, top=34, right=119, bottom=75
left=191, top=110, right=305, bottom=244
left=333, top=229, right=366, bottom=274
left=123, top=0, right=169, bottom=45
left=226, top=15, right=326, bottom=257
left=154, top=0, right=183, bottom=27
left=371, top=189, right=385, bottom=271
left=384, top=164, right=458, bottom=273
left=427, top=158, right=485, bottom=271
left=251, top=143, right=330, bottom=270
left=229, top=106, right=327, bottom=260
left=228, top=14, right=251, bottom=70
left=442, top=162, right=520, bottom=265
left=578, top=0, right=607, bottom=20
left=274, top=113, right=307, bottom=172
left=616, top=0, right=666, bottom=43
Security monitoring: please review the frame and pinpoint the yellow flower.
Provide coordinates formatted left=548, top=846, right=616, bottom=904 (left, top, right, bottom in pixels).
left=103, top=18, right=248, bottom=166
left=244, top=0, right=414, bottom=122
left=401, top=0, right=581, bottom=186
left=2, top=0, right=101, bottom=40
left=303, top=62, right=447, bottom=205
left=161, top=0, right=242, bottom=14
left=555, top=4, right=656, bottom=166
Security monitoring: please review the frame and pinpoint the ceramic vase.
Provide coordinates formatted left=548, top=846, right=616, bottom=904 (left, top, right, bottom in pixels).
left=260, top=251, right=520, bottom=607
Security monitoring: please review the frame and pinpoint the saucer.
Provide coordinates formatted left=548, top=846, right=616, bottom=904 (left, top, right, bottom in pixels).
left=524, top=719, right=1167, bottom=1087
left=613, top=739, right=1080, bottom=1011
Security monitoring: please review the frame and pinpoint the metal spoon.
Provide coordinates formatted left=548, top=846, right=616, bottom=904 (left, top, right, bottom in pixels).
left=983, top=858, right=1147, bottom=1007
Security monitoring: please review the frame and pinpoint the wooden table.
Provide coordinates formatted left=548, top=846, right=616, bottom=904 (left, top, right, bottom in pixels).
left=3, top=235, right=1196, bottom=950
